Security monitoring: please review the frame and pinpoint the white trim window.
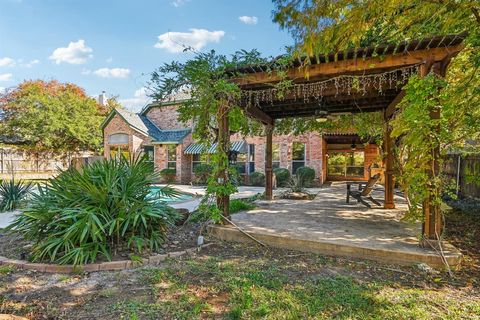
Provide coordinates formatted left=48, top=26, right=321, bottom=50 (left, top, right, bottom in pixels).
left=166, top=145, right=177, bottom=170
left=143, top=146, right=154, bottom=167
left=265, top=142, right=281, bottom=170
left=272, top=143, right=280, bottom=169
left=108, top=133, right=129, bottom=145
left=192, top=154, right=209, bottom=171
left=292, top=142, right=306, bottom=174
left=247, top=144, right=255, bottom=174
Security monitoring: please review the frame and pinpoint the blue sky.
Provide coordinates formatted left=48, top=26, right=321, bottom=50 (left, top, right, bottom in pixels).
left=0, top=0, right=293, bottom=111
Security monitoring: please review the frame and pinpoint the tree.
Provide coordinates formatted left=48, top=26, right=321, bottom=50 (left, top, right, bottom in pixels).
left=149, top=49, right=267, bottom=221
left=0, top=80, right=108, bottom=154
left=272, top=0, right=478, bottom=55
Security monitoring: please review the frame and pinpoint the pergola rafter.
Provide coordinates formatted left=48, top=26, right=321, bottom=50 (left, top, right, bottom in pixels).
left=216, top=33, right=466, bottom=242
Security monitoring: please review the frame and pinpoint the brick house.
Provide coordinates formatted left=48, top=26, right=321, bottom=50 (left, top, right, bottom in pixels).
left=102, top=97, right=381, bottom=184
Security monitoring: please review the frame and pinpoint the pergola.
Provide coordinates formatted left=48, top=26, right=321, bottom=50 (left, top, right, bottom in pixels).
left=216, top=34, right=466, bottom=241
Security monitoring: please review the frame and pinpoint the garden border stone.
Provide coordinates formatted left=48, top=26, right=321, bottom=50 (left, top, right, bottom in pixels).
left=0, top=243, right=213, bottom=274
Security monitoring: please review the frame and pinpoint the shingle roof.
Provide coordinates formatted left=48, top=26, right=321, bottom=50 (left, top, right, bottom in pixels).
left=105, top=108, right=190, bottom=143
left=140, top=91, right=191, bottom=115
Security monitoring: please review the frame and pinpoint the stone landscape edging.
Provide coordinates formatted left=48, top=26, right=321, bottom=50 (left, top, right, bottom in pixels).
left=0, top=243, right=213, bottom=274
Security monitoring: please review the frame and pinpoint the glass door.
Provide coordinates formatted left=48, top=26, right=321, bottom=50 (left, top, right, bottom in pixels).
left=327, top=151, right=365, bottom=179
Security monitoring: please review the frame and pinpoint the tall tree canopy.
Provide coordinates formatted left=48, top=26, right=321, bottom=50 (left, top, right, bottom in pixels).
left=273, top=0, right=478, bottom=54
left=0, top=80, right=108, bottom=154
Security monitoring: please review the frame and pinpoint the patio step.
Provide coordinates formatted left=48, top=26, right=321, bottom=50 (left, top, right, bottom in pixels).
left=208, top=224, right=462, bottom=268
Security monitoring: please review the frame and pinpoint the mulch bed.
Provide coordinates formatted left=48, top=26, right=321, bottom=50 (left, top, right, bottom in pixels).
left=0, top=222, right=205, bottom=263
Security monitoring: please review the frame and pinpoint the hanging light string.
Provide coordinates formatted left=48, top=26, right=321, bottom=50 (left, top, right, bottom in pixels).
left=239, top=64, right=421, bottom=108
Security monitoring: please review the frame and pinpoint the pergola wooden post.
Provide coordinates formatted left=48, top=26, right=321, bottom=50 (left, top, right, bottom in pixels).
left=420, top=60, right=448, bottom=241
left=265, top=124, right=274, bottom=200
left=217, top=103, right=230, bottom=222
left=383, top=110, right=395, bottom=209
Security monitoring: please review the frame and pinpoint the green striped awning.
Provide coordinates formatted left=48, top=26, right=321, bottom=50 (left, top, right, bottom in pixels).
left=184, top=140, right=247, bottom=155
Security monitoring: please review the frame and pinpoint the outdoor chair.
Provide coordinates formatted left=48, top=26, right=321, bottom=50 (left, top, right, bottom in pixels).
left=346, top=173, right=382, bottom=208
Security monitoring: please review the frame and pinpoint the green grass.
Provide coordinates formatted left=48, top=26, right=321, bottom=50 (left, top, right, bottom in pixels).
left=229, top=199, right=255, bottom=213
left=122, top=256, right=480, bottom=320
left=0, top=265, right=15, bottom=275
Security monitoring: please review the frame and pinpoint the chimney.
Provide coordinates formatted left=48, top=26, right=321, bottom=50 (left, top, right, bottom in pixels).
left=98, top=91, right=107, bottom=106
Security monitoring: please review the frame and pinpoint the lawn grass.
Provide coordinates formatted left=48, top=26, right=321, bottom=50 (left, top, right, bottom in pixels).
left=108, top=251, right=480, bottom=320
left=0, top=216, right=479, bottom=320
left=229, top=199, right=256, bottom=213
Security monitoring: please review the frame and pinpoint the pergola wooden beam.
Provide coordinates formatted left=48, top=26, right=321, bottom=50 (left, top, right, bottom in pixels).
left=244, top=105, right=273, bottom=126
left=270, top=106, right=388, bottom=119
left=234, top=45, right=464, bottom=88
left=385, top=91, right=406, bottom=119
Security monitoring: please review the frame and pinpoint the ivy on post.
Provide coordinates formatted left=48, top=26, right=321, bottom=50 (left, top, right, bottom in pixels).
left=265, top=124, right=274, bottom=200
left=420, top=60, right=448, bottom=244
left=216, top=101, right=231, bottom=222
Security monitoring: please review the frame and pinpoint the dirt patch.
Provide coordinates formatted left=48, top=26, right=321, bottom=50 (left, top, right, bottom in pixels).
left=0, top=206, right=478, bottom=319
left=1, top=239, right=478, bottom=319
left=0, top=222, right=203, bottom=263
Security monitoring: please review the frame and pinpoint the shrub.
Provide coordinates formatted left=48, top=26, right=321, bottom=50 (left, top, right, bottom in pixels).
left=274, top=168, right=290, bottom=187
left=193, top=163, right=213, bottom=184
left=7, top=156, right=179, bottom=265
left=0, top=179, right=33, bottom=212
left=229, top=164, right=243, bottom=186
left=229, top=199, right=256, bottom=213
left=189, top=199, right=255, bottom=222
left=296, top=166, right=316, bottom=187
left=160, top=168, right=176, bottom=183
left=287, top=175, right=305, bottom=193
left=249, top=172, right=265, bottom=186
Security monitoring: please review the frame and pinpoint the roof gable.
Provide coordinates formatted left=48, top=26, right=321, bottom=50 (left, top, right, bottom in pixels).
left=102, top=108, right=190, bottom=143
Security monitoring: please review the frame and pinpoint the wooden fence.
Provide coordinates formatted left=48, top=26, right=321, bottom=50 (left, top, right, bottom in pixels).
left=0, top=147, right=99, bottom=180
left=444, top=154, right=480, bottom=199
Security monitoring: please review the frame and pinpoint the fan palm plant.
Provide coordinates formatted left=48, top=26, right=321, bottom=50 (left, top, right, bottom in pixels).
left=8, top=156, right=179, bottom=265
left=0, top=179, right=33, bottom=212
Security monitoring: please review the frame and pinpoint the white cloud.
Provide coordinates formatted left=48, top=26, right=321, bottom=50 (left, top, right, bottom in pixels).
left=49, top=39, right=93, bottom=64
left=171, top=0, right=189, bottom=7
left=81, top=68, right=91, bottom=75
left=106, top=57, right=113, bottom=63
left=239, top=16, right=258, bottom=25
left=119, top=87, right=151, bottom=111
left=0, top=57, right=15, bottom=67
left=92, top=67, right=131, bottom=78
left=154, top=28, right=225, bottom=53
left=0, top=73, right=13, bottom=81
left=21, top=59, right=40, bottom=68
left=0, top=87, right=5, bottom=94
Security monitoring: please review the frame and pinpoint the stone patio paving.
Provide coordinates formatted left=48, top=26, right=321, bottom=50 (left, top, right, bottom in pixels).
left=210, top=182, right=463, bottom=267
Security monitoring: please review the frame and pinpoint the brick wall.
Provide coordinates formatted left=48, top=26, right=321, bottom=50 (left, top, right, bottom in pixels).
left=239, top=132, right=325, bottom=183
left=103, top=114, right=149, bottom=158
left=104, top=105, right=381, bottom=185
left=145, top=105, right=192, bottom=129
left=154, top=141, right=193, bottom=184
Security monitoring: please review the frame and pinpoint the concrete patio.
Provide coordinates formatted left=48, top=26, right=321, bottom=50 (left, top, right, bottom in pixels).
left=209, top=182, right=463, bottom=268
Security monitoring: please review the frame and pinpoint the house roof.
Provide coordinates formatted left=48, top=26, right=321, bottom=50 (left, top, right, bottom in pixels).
left=140, top=91, right=191, bottom=115
left=102, top=108, right=191, bottom=144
